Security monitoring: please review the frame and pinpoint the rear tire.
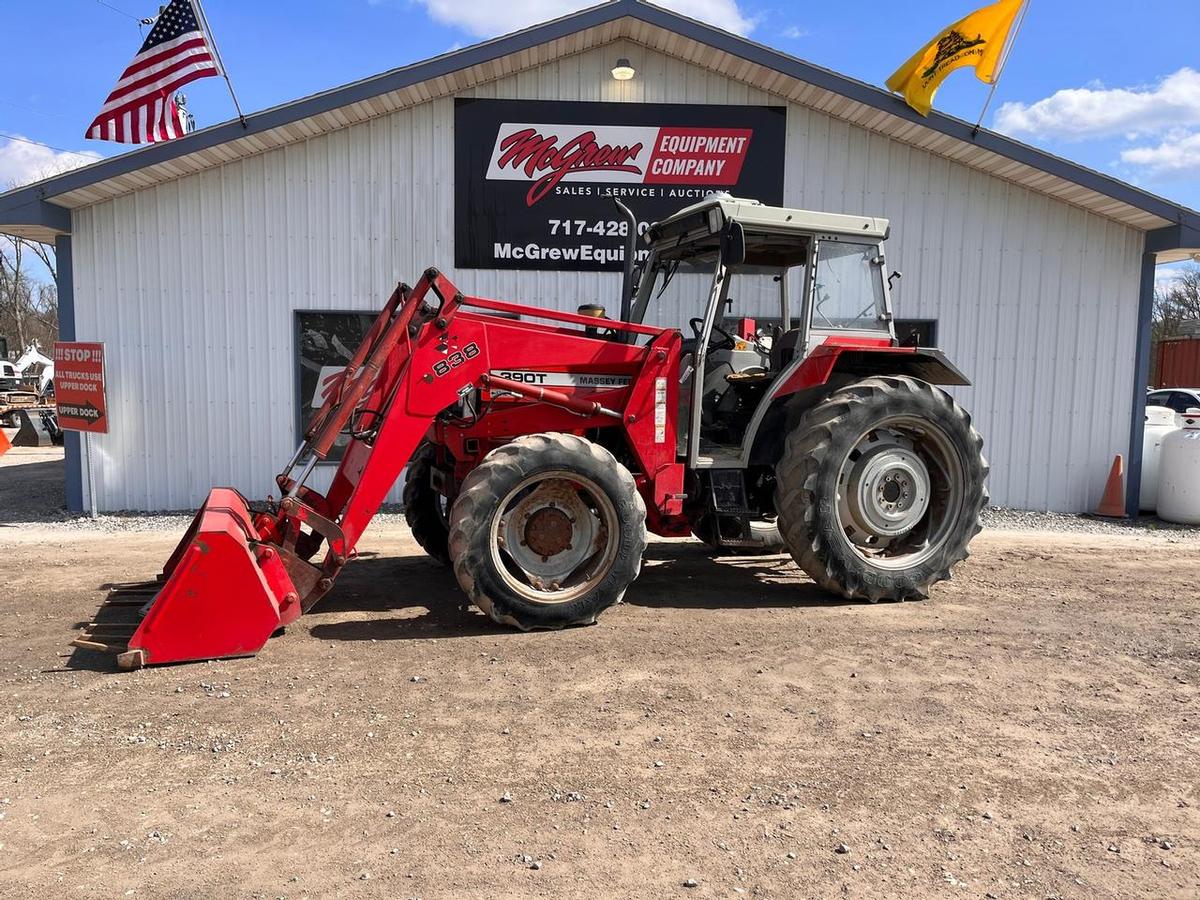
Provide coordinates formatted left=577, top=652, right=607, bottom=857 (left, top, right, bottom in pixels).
left=775, top=376, right=987, bottom=602
left=403, top=443, right=452, bottom=566
left=448, top=433, right=647, bottom=630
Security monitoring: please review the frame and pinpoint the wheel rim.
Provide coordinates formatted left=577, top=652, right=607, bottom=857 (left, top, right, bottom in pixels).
left=489, top=471, right=619, bottom=604
left=835, top=416, right=964, bottom=570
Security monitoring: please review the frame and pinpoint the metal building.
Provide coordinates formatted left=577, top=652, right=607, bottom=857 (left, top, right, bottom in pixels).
left=2, top=0, right=1198, bottom=513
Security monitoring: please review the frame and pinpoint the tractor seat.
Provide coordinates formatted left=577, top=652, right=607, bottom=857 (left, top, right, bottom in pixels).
left=769, top=328, right=803, bottom=372
left=726, top=370, right=771, bottom=384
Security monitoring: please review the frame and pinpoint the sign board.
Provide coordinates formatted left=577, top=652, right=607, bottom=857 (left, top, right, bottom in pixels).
left=54, top=341, right=108, bottom=433
left=454, top=99, right=786, bottom=271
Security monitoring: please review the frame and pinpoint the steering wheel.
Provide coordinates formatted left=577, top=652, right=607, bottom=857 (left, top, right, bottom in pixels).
left=689, top=317, right=737, bottom=354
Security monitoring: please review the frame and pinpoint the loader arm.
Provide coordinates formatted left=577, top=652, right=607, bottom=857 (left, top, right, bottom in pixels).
left=75, top=269, right=679, bottom=668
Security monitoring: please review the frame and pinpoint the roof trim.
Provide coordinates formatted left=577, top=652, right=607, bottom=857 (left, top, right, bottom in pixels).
left=2, top=0, right=1198, bottom=240
left=1148, top=223, right=1200, bottom=263
left=0, top=0, right=631, bottom=214
left=627, top=0, right=1199, bottom=234
left=0, top=193, right=71, bottom=243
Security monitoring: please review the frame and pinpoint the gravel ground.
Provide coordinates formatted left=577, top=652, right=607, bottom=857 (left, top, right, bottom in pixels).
left=3, top=445, right=1196, bottom=541
left=0, top=444, right=411, bottom=533
left=981, top=507, right=1200, bottom=538
left=0, top=516, right=1197, bottom=898
left=1, top=444, right=1198, bottom=897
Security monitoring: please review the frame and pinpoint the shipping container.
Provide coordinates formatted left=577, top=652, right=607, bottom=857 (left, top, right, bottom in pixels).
left=1156, top=338, right=1200, bottom=388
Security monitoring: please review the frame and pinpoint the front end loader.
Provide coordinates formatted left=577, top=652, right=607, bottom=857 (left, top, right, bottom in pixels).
left=75, top=194, right=987, bottom=669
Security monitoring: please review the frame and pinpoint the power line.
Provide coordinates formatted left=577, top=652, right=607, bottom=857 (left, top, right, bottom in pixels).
left=0, top=98, right=70, bottom=120
left=92, top=0, right=145, bottom=22
left=0, top=131, right=97, bottom=159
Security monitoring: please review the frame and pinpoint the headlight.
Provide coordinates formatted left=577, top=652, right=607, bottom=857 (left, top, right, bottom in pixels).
left=707, top=207, right=724, bottom=234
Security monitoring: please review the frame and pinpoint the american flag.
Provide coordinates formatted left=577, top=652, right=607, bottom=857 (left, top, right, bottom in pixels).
left=85, top=0, right=219, bottom=143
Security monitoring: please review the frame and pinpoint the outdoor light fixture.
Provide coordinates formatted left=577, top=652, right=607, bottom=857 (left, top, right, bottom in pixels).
left=611, top=58, right=635, bottom=81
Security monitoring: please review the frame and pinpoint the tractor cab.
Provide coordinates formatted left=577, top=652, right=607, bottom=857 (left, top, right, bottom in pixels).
left=623, top=194, right=969, bottom=552
left=629, top=195, right=899, bottom=465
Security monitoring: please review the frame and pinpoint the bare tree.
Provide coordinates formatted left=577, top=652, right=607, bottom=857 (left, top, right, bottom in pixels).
left=1150, top=264, right=1200, bottom=385
left=0, top=237, right=59, bottom=356
left=1153, top=265, right=1200, bottom=341
left=22, top=237, right=55, bottom=281
left=0, top=168, right=67, bottom=356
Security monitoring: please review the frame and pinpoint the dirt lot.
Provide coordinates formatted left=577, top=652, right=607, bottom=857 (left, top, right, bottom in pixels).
left=0, top=450, right=1198, bottom=898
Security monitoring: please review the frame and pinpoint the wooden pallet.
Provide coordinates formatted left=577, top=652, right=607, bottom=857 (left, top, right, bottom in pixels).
left=71, top=583, right=159, bottom=670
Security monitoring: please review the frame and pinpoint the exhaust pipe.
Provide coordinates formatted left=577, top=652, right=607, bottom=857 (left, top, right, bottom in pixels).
left=613, top=199, right=638, bottom=326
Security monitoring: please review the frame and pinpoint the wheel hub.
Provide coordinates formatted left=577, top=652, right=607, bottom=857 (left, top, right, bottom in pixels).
left=841, top=438, right=931, bottom=545
left=498, top=478, right=603, bottom=590
left=524, top=506, right=574, bottom=557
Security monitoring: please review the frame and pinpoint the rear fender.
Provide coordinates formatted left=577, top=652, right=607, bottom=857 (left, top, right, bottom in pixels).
left=819, top=346, right=971, bottom=388
left=775, top=344, right=970, bottom=398
left=744, top=342, right=971, bottom=466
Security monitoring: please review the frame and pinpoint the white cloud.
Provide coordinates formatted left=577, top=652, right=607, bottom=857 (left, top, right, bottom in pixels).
left=1121, top=130, right=1200, bottom=178
left=0, top=137, right=101, bottom=190
left=782, top=25, right=808, bottom=39
left=415, top=0, right=754, bottom=38
left=994, top=68, right=1200, bottom=141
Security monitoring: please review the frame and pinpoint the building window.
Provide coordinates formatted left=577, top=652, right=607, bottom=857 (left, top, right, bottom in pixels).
left=295, top=311, right=376, bottom=461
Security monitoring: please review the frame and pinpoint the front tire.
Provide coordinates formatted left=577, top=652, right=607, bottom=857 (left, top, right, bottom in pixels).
left=448, top=433, right=647, bottom=630
left=775, top=376, right=987, bottom=602
left=403, top=443, right=453, bottom=565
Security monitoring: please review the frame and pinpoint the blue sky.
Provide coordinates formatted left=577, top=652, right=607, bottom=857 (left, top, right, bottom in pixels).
left=1, top=0, right=1197, bottom=284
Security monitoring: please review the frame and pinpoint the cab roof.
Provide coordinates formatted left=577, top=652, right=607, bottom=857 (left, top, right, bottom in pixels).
left=650, top=194, right=890, bottom=244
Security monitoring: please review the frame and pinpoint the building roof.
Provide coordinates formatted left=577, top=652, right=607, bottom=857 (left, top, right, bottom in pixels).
left=3, top=0, right=1199, bottom=256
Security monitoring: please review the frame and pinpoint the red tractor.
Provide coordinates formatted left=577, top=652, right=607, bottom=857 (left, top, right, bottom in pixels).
left=77, top=195, right=987, bottom=668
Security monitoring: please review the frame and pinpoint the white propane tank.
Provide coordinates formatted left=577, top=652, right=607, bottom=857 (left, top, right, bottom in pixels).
left=1141, top=406, right=1180, bottom=512
left=1158, top=408, right=1200, bottom=525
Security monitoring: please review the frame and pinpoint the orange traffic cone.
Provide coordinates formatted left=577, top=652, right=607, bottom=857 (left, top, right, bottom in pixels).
left=0, top=428, right=10, bottom=457
left=1094, top=454, right=1126, bottom=518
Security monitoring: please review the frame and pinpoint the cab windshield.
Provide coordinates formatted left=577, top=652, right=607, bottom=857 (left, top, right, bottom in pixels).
left=633, top=230, right=811, bottom=331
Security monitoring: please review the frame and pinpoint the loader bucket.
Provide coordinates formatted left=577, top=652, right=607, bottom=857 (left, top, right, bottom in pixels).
left=74, top=489, right=302, bottom=669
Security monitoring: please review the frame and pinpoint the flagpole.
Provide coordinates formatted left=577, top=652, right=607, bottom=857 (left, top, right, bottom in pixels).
left=971, top=0, right=1031, bottom=138
left=191, top=0, right=248, bottom=129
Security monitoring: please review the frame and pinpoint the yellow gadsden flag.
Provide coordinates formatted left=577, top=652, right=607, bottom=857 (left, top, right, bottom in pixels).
left=886, top=0, right=1025, bottom=116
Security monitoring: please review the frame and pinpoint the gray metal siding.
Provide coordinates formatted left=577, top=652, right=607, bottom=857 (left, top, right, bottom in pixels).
left=71, top=40, right=1143, bottom=513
